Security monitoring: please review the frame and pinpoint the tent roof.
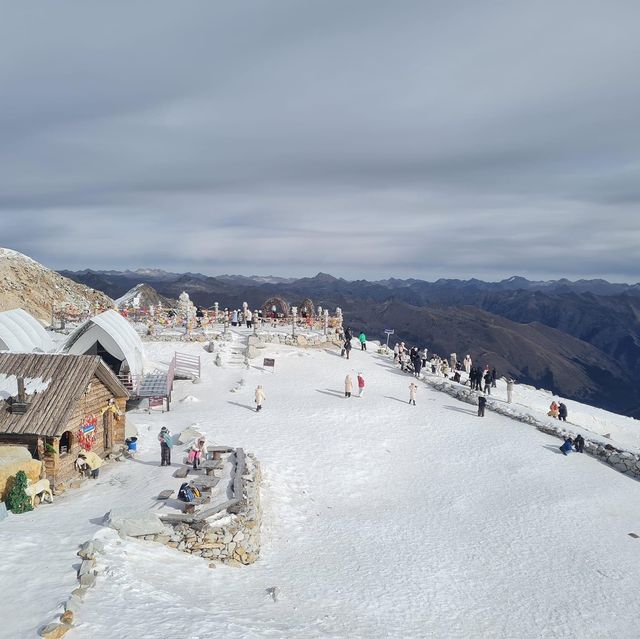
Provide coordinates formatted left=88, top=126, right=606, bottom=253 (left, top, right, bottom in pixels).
left=64, top=310, right=145, bottom=377
left=0, top=309, right=53, bottom=353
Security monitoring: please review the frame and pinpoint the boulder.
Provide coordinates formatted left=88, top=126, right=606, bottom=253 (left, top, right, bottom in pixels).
left=104, top=508, right=165, bottom=537
left=39, top=623, right=71, bottom=639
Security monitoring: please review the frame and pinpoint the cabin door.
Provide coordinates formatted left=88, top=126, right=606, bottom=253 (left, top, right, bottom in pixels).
left=103, top=411, right=113, bottom=450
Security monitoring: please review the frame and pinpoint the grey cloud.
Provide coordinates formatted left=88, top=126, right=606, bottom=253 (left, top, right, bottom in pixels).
left=1, top=1, right=639, bottom=281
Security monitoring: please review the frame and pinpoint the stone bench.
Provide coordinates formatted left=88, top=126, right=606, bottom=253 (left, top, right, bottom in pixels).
left=201, top=460, right=223, bottom=476
left=207, top=446, right=233, bottom=460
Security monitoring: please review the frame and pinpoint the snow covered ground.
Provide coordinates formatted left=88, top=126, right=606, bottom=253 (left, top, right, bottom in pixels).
left=2, top=331, right=640, bottom=638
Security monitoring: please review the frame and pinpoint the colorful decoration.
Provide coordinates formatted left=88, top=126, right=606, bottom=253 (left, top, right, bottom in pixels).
left=77, top=415, right=98, bottom=451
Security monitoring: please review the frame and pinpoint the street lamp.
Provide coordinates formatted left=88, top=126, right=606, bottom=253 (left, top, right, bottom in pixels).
left=323, top=309, right=329, bottom=336
left=291, top=306, right=298, bottom=337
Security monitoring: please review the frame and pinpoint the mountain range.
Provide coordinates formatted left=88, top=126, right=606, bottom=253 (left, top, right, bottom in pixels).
left=59, top=268, right=640, bottom=418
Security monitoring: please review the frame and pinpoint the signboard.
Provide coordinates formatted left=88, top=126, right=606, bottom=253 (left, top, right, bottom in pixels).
left=384, top=329, right=394, bottom=335
left=149, top=397, right=165, bottom=410
left=263, top=358, right=275, bottom=371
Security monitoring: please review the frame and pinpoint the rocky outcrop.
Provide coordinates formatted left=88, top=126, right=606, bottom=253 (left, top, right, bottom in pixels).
left=0, top=248, right=112, bottom=322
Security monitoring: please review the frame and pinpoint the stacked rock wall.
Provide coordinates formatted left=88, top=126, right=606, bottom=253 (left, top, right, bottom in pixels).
left=142, top=454, right=262, bottom=565
left=422, top=375, right=640, bottom=479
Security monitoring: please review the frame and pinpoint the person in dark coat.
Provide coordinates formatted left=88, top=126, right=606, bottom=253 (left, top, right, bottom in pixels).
left=413, top=355, right=422, bottom=378
left=344, top=339, right=352, bottom=360
left=559, top=438, right=573, bottom=455
left=558, top=402, right=568, bottom=421
left=483, top=370, right=492, bottom=395
left=574, top=434, right=585, bottom=453
left=477, top=393, right=487, bottom=417
left=491, top=367, right=497, bottom=388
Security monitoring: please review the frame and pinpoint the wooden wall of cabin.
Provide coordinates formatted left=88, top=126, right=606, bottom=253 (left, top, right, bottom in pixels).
left=48, top=375, right=127, bottom=487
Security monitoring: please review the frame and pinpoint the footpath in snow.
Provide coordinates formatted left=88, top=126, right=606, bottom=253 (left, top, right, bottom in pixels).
left=1, top=331, right=640, bottom=639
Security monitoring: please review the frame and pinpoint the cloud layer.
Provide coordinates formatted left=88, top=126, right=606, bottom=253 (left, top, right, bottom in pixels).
left=1, top=1, right=639, bottom=281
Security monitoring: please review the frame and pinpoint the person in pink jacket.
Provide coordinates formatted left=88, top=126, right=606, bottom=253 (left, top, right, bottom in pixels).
left=357, top=372, right=365, bottom=397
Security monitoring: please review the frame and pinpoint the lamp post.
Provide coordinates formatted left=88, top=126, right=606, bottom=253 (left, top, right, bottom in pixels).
left=214, top=302, right=219, bottom=324
left=291, top=306, right=298, bottom=337
left=323, top=309, right=329, bottom=336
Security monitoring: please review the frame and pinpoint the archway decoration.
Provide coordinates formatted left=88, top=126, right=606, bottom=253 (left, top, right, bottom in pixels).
left=298, top=298, right=315, bottom=318
left=262, top=297, right=290, bottom=317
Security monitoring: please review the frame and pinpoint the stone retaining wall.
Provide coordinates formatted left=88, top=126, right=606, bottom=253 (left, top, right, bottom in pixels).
left=139, top=454, right=262, bottom=565
left=421, top=374, right=640, bottom=479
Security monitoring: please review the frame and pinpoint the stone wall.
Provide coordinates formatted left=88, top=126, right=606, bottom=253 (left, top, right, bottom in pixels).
left=421, top=373, right=640, bottom=479
left=116, top=452, right=262, bottom=566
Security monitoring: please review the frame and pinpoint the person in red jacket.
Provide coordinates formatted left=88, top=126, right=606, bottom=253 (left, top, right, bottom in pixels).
left=357, top=372, right=365, bottom=397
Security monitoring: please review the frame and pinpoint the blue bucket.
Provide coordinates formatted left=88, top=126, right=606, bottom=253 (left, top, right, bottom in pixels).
left=126, top=437, right=138, bottom=451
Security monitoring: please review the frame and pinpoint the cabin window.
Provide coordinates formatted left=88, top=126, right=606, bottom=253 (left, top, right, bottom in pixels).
left=60, top=431, right=72, bottom=455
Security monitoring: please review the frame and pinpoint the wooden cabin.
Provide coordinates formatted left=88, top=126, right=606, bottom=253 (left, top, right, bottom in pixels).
left=0, top=353, right=129, bottom=488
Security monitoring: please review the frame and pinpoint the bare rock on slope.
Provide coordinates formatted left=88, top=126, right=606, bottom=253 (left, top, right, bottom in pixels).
left=0, top=248, right=113, bottom=322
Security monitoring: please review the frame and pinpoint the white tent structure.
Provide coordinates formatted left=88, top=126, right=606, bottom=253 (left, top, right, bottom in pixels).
left=63, top=309, right=145, bottom=379
left=0, top=308, right=53, bottom=353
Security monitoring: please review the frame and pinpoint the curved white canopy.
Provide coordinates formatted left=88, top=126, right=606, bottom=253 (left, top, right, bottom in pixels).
left=0, top=308, right=53, bottom=353
left=63, top=309, right=145, bottom=378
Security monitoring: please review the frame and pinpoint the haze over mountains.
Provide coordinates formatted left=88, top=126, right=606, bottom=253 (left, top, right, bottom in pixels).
left=60, top=268, right=640, bottom=419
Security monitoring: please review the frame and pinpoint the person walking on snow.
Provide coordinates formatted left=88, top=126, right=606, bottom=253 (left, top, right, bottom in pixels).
left=548, top=401, right=559, bottom=419
left=344, top=338, right=352, bottom=360
left=421, top=348, right=428, bottom=368
left=463, top=355, right=472, bottom=374
left=506, top=378, right=514, bottom=404
left=345, top=374, right=353, bottom=398
left=255, top=385, right=265, bottom=412
left=393, top=343, right=400, bottom=362
left=357, top=372, right=365, bottom=397
left=358, top=332, right=367, bottom=351
left=158, top=426, right=173, bottom=466
left=483, top=369, right=493, bottom=395
left=477, top=393, right=487, bottom=417
left=574, top=434, right=585, bottom=453
left=409, top=382, right=417, bottom=405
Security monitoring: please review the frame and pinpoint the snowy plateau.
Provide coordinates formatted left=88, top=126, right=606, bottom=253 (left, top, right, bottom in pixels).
left=1, top=331, right=640, bottom=639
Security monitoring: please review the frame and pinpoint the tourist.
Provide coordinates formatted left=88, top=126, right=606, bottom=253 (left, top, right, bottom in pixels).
left=558, top=402, right=568, bottom=422
left=483, top=369, right=492, bottom=395
left=158, top=426, right=173, bottom=466
left=345, top=374, right=353, bottom=398
left=77, top=450, right=103, bottom=479
left=393, top=342, right=400, bottom=362
left=409, top=381, right=417, bottom=405
left=357, top=372, right=365, bottom=397
left=413, top=354, right=422, bottom=378
left=559, top=437, right=573, bottom=456
left=463, top=354, right=472, bottom=374
left=358, top=331, right=367, bottom=351
left=421, top=348, right=428, bottom=368
left=548, top=401, right=559, bottom=419
left=344, top=338, right=352, bottom=360
left=188, top=437, right=206, bottom=469
left=574, top=434, right=585, bottom=453
left=231, top=310, right=238, bottom=326
left=477, top=393, right=487, bottom=417
left=491, top=367, right=497, bottom=388
left=255, top=385, right=265, bottom=412
left=506, top=378, right=514, bottom=404
left=245, top=309, right=253, bottom=329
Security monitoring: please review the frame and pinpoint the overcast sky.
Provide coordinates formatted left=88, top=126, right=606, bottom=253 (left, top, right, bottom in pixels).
left=1, top=1, right=639, bottom=282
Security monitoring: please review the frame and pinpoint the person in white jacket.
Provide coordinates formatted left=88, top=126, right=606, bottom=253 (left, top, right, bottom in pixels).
left=409, top=382, right=417, bottom=406
left=463, top=355, right=472, bottom=374
left=506, top=379, right=514, bottom=404
left=345, top=374, right=353, bottom=398
left=255, top=385, right=265, bottom=412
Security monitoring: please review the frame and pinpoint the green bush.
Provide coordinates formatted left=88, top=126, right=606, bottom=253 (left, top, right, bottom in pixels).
left=6, top=471, right=33, bottom=514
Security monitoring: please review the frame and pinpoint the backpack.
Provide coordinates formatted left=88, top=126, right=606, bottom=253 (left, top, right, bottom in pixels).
left=191, top=485, right=201, bottom=498
left=178, top=482, right=195, bottom=502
